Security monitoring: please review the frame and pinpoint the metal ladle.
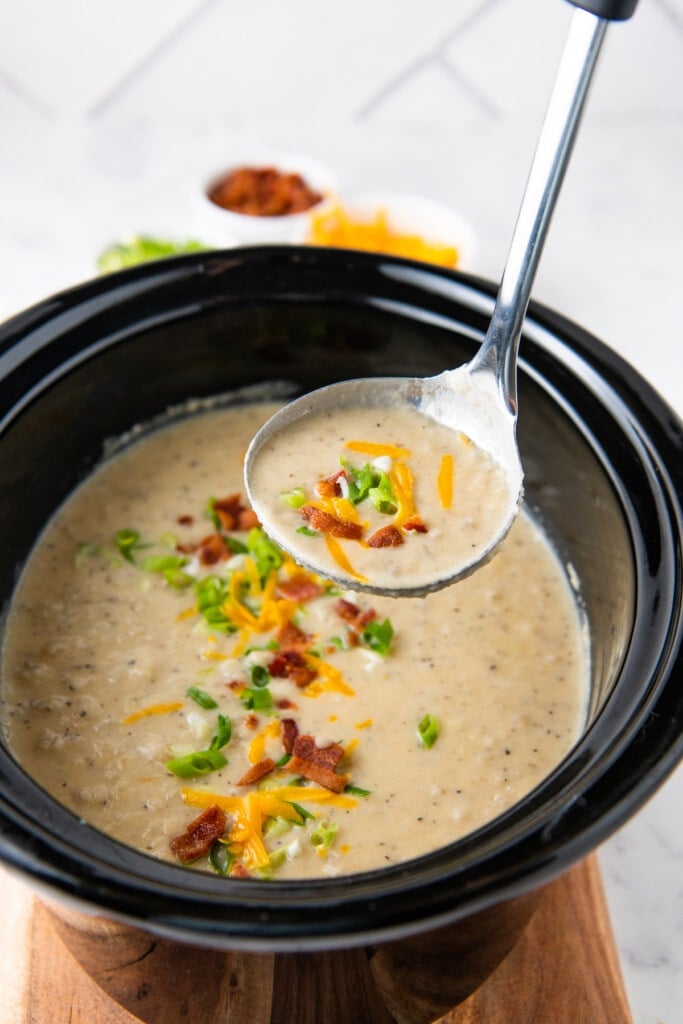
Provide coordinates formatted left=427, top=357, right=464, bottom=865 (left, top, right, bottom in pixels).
left=245, top=0, right=639, bottom=597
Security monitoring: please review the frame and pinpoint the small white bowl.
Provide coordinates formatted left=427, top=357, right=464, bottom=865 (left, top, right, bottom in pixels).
left=304, top=191, right=477, bottom=270
left=196, top=151, right=338, bottom=246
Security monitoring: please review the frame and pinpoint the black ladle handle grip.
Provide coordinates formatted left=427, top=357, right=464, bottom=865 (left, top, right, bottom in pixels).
left=566, top=0, right=638, bottom=19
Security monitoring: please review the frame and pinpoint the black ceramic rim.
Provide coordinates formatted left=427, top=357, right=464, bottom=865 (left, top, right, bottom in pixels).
left=0, top=246, right=680, bottom=950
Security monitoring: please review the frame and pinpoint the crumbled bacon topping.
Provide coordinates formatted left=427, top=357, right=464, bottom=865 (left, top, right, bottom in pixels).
left=288, top=734, right=348, bottom=793
left=211, top=494, right=259, bottom=532
left=243, top=713, right=259, bottom=730
left=169, top=805, right=227, bottom=863
left=403, top=515, right=428, bottom=533
left=367, top=525, right=404, bottom=548
left=281, top=717, right=299, bottom=755
left=230, top=862, right=251, bottom=879
left=196, top=532, right=230, bottom=566
left=177, top=514, right=194, bottom=526
left=315, top=470, right=347, bottom=498
left=276, top=620, right=310, bottom=650
left=300, top=505, right=364, bottom=540
left=335, top=599, right=376, bottom=632
left=236, top=757, right=276, bottom=786
left=275, top=577, right=324, bottom=603
left=269, top=649, right=317, bottom=688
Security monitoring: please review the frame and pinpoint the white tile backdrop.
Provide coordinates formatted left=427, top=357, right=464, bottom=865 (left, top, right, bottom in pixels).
left=0, top=2, right=682, bottom=1022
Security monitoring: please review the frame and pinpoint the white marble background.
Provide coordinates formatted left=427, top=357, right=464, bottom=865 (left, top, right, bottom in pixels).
left=0, top=1, right=681, bottom=1020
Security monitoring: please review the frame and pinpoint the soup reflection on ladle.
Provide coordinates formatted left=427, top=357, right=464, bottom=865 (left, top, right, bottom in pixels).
left=245, top=0, right=639, bottom=597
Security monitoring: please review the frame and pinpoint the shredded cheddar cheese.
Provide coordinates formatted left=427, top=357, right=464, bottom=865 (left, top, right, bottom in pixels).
left=437, top=453, right=454, bottom=510
left=345, top=440, right=410, bottom=459
left=307, top=203, right=459, bottom=268
left=121, top=701, right=184, bottom=725
left=303, top=654, right=356, bottom=697
left=247, top=719, right=281, bottom=764
left=324, top=536, right=368, bottom=583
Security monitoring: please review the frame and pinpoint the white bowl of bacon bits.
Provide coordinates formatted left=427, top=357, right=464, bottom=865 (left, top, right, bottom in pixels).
left=198, top=151, right=337, bottom=245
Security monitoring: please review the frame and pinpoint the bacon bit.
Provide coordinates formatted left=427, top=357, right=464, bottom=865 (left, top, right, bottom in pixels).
left=368, top=525, right=404, bottom=548
left=335, top=599, right=376, bottom=632
left=277, top=698, right=298, bottom=710
left=227, top=679, right=246, bottom=693
left=176, top=541, right=198, bottom=554
left=236, top=757, right=276, bottom=786
left=300, top=505, right=364, bottom=540
left=197, top=532, right=230, bottom=566
left=212, top=494, right=245, bottom=531
left=276, top=620, right=311, bottom=650
left=230, top=862, right=251, bottom=879
left=315, top=469, right=346, bottom=498
left=403, top=515, right=428, bottom=533
left=269, top=650, right=317, bottom=688
left=238, top=508, right=260, bottom=530
left=243, top=713, right=259, bottom=730
left=281, top=717, right=299, bottom=754
left=169, top=805, right=227, bottom=863
left=177, top=514, right=194, bottom=526
left=288, top=734, right=348, bottom=793
left=275, top=577, right=324, bottom=603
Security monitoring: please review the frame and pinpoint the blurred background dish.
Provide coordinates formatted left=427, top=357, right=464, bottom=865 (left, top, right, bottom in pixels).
left=305, top=190, right=477, bottom=269
left=196, top=150, right=337, bottom=245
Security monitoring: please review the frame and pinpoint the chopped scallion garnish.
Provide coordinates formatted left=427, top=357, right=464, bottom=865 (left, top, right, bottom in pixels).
left=209, top=841, right=232, bottom=876
left=186, top=686, right=218, bottom=710
left=362, top=617, right=394, bottom=656
left=281, top=487, right=306, bottom=508
left=310, top=820, right=338, bottom=850
left=417, top=713, right=439, bottom=749
left=166, top=748, right=227, bottom=778
left=344, top=784, right=371, bottom=797
left=114, top=528, right=147, bottom=563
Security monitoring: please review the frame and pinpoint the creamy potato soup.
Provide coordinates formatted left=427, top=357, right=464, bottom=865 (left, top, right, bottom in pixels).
left=247, top=404, right=513, bottom=592
left=0, top=403, right=587, bottom=879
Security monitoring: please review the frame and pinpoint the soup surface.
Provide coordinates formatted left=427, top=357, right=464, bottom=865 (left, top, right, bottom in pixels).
left=0, top=403, right=587, bottom=879
left=247, top=403, right=513, bottom=592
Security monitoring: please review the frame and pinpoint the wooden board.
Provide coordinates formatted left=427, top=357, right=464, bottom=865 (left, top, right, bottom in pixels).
left=0, top=855, right=631, bottom=1024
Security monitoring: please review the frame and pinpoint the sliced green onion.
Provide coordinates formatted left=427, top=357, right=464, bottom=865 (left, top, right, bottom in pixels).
left=211, top=714, right=232, bottom=750
left=205, top=497, right=222, bottom=530
left=310, top=820, right=338, bottom=850
left=209, top=841, right=232, bottom=876
left=344, top=784, right=371, bottom=797
left=142, top=553, right=188, bottom=573
left=186, top=686, right=218, bottom=710
left=250, top=664, right=270, bottom=689
left=276, top=752, right=292, bottom=768
left=225, top=536, right=248, bottom=554
left=246, top=527, right=283, bottom=580
left=281, top=487, right=306, bottom=509
left=114, top=528, right=146, bottom=563
left=296, top=526, right=319, bottom=537
left=268, top=847, right=287, bottom=869
left=166, top=748, right=227, bottom=778
left=368, top=470, right=397, bottom=515
left=286, top=801, right=315, bottom=823
left=196, top=575, right=227, bottom=610
left=240, top=687, right=273, bottom=712
left=362, top=617, right=394, bottom=656
left=417, top=713, right=439, bottom=749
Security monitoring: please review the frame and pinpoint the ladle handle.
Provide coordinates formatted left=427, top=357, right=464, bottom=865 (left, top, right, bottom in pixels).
left=566, top=0, right=638, bottom=20
left=469, top=2, right=634, bottom=412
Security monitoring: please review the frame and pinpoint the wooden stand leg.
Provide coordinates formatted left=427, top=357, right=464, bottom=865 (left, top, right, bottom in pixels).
left=367, top=888, right=541, bottom=1024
